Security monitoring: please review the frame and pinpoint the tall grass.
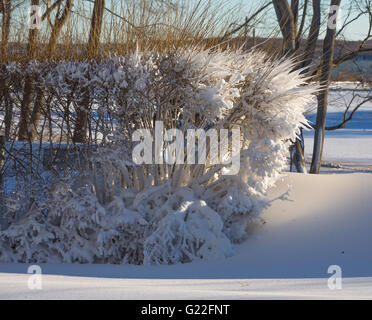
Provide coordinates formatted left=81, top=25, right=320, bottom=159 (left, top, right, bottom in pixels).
left=3, top=0, right=257, bottom=62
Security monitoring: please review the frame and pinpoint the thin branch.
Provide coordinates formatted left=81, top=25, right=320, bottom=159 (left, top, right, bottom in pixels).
left=309, top=92, right=372, bottom=131
left=295, top=0, right=309, bottom=46
left=221, top=2, right=272, bottom=40
left=42, top=0, right=62, bottom=21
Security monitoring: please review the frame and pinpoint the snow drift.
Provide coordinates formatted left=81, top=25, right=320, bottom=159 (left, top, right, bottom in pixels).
left=2, top=172, right=372, bottom=299
left=0, top=49, right=316, bottom=265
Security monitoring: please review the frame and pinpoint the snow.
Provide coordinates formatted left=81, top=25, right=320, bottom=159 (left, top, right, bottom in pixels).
left=305, top=134, right=372, bottom=163
left=1, top=172, right=371, bottom=299
left=304, top=85, right=372, bottom=163
left=1, top=275, right=371, bottom=299
left=0, top=50, right=316, bottom=265
left=0, top=61, right=371, bottom=299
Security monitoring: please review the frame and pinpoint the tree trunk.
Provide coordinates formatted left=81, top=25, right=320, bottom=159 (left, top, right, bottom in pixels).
left=3, top=76, right=12, bottom=140
left=45, top=0, right=74, bottom=57
left=87, top=0, right=105, bottom=58
left=1, top=0, right=12, bottom=139
left=272, top=0, right=296, bottom=54
left=272, top=0, right=307, bottom=172
left=0, top=0, right=11, bottom=59
left=300, top=0, right=321, bottom=72
left=310, top=0, right=341, bottom=174
left=0, top=64, right=13, bottom=140
left=18, top=80, right=34, bottom=141
left=29, top=0, right=74, bottom=140
left=27, top=0, right=40, bottom=60
left=72, top=0, right=104, bottom=143
left=18, top=0, right=39, bottom=141
left=72, top=90, right=90, bottom=143
left=289, top=129, right=306, bottom=173
left=29, top=87, right=44, bottom=140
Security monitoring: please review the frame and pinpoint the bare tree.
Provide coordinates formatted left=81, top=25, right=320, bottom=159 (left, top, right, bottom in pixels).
left=310, top=0, right=341, bottom=174
left=309, top=0, right=372, bottom=173
left=18, top=0, right=75, bottom=141
left=18, top=0, right=42, bottom=141
left=29, top=0, right=74, bottom=141
left=272, top=0, right=322, bottom=173
left=46, top=0, right=74, bottom=56
left=1, top=1, right=27, bottom=139
left=271, top=0, right=372, bottom=173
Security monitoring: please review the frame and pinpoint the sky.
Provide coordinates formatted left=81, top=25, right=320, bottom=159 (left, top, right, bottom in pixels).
left=81, top=0, right=370, bottom=41
left=228, top=0, right=370, bottom=41
left=10, top=0, right=371, bottom=42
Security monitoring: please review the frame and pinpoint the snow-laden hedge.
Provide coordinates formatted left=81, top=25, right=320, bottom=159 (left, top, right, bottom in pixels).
left=0, top=49, right=316, bottom=264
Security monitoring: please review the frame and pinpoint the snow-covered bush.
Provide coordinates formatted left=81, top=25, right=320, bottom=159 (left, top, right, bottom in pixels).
left=0, top=49, right=316, bottom=265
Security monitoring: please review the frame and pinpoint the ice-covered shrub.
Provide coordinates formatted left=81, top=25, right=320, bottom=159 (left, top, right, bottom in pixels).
left=0, top=49, right=316, bottom=265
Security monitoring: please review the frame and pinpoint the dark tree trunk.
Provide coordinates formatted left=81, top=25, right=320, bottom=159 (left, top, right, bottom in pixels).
left=3, top=79, right=12, bottom=140
left=72, top=0, right=104, bottom=143
left=18, top=79, right=34, bottom=141
left=1, top=0, right=12, bottom=139
left=18, top=0, right=39, bottom=141
left=72, top=91, right=90, bottom=143
left=0, top=0, right=11, bottom=59
left=289, top=129, right=306, bottom=173
left=310, top=0, right=341, bottom=174
left=272, top=0, right=309, bottom=173
left=87, top=0, right=105, bottom=58
left=29, top=87, right=44, bottom=140
left=45, top=0, right=74, bottom=57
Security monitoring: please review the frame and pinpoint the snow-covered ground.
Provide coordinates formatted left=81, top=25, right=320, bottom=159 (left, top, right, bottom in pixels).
left=0, top=173, right=371, bottom=299
left=0, top=83, right=371, bottom=300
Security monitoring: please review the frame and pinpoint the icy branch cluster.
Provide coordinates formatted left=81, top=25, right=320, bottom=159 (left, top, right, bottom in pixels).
left=0, top=49, right=316, bottom=264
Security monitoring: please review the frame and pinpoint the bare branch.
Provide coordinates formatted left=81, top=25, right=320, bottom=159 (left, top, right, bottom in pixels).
left=221, top=2, right=272, bottom=40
